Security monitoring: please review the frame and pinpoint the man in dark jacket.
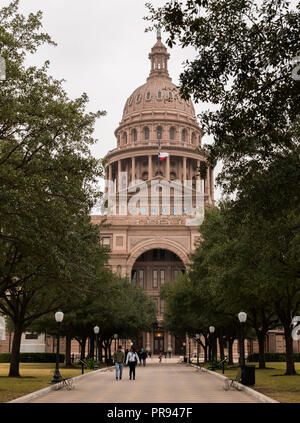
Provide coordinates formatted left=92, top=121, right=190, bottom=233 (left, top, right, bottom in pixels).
left=140, top=349, right=147, bottom=366
left=113, top=345, right=125, bottom=380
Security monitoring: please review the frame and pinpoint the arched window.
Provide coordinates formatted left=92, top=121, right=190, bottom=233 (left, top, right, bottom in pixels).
left=191, top=132, right=196, bottom=144
left=169, top=127, right=175, bottom=140
left=144, top=127, right=150, bottom=140
left=157, top=126, right=163, bottom=140
left=157, top=91, right=162, bottom=100
left=122, top=132, right=127, bottom=145
left=132, top=128, right=137, bottom=142
left=181, top=129, right=187, bottom=142
left=146, top=91, right=151, bottom=100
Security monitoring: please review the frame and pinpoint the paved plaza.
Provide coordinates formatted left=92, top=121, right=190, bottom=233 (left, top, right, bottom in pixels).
left=27, top=363, right=258, bottom=403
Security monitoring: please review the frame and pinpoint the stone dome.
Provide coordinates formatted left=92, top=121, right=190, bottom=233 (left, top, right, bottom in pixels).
left=121, top=35, right=196, bottom=121
left=122, top=79, right=196, bottom=120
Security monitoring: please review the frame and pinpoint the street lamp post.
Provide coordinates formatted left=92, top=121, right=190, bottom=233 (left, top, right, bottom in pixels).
left=196, top=334, right=200, bottom=367
left=94, top=326, right=100, bottom=370
left=182, top=342, right=186, bottom=362
left=238, top=312, right=247, bottom=368
left=51, top=311, right=64, bottom=383
left=189, top=337, right=191, bottom=363
left=114, top=333, right=118, bottom=352
left=209, top=326, right=215, bottom=371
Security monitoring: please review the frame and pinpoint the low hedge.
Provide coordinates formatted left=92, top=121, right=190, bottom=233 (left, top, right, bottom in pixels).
left=247, top=353, right=300, bottom=362
left=0, top=353, right=65, bottom=363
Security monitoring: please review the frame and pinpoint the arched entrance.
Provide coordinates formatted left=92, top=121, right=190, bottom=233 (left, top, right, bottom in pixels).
left=131, top=248, right=185, bottom=355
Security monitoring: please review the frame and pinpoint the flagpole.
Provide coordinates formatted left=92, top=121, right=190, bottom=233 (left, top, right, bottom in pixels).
left=158, top=136, right=160, bottom=176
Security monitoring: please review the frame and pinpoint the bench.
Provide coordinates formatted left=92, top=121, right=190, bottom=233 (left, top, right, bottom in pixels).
left=55, top=378, right=74, bottom=391
left=224, top=368, right=242, bottom=391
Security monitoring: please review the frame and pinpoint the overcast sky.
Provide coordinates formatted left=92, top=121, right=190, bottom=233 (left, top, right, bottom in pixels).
left=6, top=0, right=224, bottom=200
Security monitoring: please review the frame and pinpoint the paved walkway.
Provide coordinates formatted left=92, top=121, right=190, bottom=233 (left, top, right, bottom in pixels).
left=27, top=364, right=258, bottom=403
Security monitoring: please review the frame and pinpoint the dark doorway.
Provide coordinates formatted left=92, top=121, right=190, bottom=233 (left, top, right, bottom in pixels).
left=175, top=335, right=186, bottom=355
left=154, top=331, right=164, bottom=354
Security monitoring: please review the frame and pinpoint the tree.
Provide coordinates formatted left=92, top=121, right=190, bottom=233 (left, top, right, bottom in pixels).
left=30, top=271, right=157, bottom=365
left=0, top=1, right=107, bottom=376
left=145, top=0, right=300, bottom=192
left=146, top=0, right=300, bottom=375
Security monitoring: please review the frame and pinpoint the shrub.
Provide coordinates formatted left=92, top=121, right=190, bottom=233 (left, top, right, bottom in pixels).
left=0, top=353, right=65, bottom=363
left=247, top=353, right=300, bottom=362
left=204, top=358, right=227, bottom=370
left=83, top=357, right=95, bottom=370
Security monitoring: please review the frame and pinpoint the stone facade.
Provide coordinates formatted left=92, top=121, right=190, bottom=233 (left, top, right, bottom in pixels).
left=91, top=33, right=214, bottom=354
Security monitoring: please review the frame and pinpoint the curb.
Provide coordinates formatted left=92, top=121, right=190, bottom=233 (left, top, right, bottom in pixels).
left=8, top=366, right=114, bottom=403
left=189, top=364, right=279, bottom=403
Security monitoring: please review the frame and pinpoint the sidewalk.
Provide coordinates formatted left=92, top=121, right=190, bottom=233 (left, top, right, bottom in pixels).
left=17, top=363, right=259, bottom=403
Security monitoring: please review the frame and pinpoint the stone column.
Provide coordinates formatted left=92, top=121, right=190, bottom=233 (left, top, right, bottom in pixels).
left=132, top=156, right=135, bottom=184
left=206, top=166, right=211, bottom=202
left=210, top=167, right=214, bottom=201
left=166, top=154, right=170, bottom=180
left=186, top=334, right=189, bottom=359
left=146, top=332, right=151, bottom=352
left=167, top=332, right=172, bottom=356
left=118, top=159, right=121, bottom=191
left=183, top=156, right=187, bottom=185
left=148, top=155, right=152, bottom=179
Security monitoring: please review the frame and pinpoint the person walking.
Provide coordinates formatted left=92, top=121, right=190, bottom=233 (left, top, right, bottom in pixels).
left=113, top=345, right=125, bottom=380
left=140, top=349, right=147, bottom=367
left=159, top=353, right=162, bottom=363
left=126, top=347, right=140, bottom=380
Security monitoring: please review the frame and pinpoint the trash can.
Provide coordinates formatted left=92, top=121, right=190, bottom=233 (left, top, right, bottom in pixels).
left=240, top=365, right=255, bottom=385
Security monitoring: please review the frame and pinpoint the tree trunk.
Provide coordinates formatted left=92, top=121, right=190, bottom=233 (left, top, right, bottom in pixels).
left=283, top=323, right=296, bottom=375
left=218, top=335, right=225, bottom=361
left=9, top=324, right=23, bottom=377
left=108, top=339, right=112, bottom=359
left=99, top=337, right=103, bottom=361
left=80, top=336, right=87, bottom=361
left=212, top=337, right=217, bottom=361
left=104, top=342, right=108, bottom=363
left=203, top=344, right=207, bottom=362
left=65, top=333, right=72, bottom=367
left=89, top=335, right=95, bottom=359
left=257, top=331, right=266, bottom=369
left=228, top=337, right=234, bottom=365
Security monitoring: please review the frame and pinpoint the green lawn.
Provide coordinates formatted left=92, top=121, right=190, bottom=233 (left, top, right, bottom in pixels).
left=216, top=362, right=300, bottom=403
left=0, top=363, right=93, bottom=403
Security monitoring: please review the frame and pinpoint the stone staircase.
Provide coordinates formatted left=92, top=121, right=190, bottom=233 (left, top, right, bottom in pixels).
left=142, top=356, right=182, bottom=364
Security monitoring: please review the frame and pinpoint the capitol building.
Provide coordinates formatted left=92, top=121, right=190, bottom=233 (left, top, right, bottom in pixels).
left=91, top=31, right=214, bottom=355
left=0, top=32, right=292, bottom=360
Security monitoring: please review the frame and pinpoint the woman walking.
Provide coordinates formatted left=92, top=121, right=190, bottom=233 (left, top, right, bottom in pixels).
left=126, top=347, right=140, bottom=380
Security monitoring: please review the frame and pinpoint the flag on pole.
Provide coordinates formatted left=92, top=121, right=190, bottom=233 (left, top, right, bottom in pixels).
left=158, top=152, right=169, bottom=161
